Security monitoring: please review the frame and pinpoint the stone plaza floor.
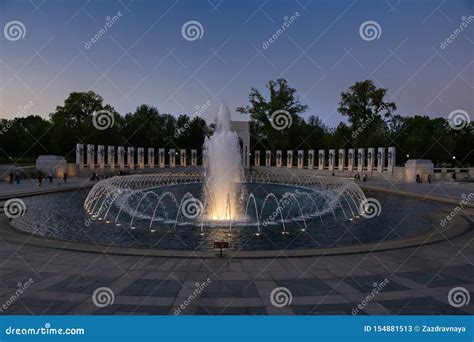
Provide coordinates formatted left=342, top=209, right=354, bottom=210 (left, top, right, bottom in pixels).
left=0, top=175, right=473, bottom=315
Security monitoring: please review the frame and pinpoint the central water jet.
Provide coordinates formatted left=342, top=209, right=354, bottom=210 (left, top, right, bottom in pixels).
left=203, top=103, right=242, bottom=220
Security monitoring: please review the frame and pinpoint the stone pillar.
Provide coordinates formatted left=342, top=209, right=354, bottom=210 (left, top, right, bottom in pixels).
left=76, top=144, right=84, bottom=172
left=377, top=147, right=385, bottom=173
left=137, top=147, right=145, bottom=169
left=191, top=149, right=197, bottom=166
left=367, top=148, right=375, bottom=173
left=87, top=144, right=95, bottom=170
left=276, top=150, right=282, bottom=167
left=307, top=150, right=314, bottom=170
left=287, top=150, right=293, bottom=168
left=297, top=150, right=304, bottom=169
left=348, top=149, right=354, bottom=172
left=108, top=146, right=115, bottom=173
left=405, top=159, right=433, bottom=182
left=180, top=149, right=186, bottom=166
left=328, top=149, right=335, bottom=172
left=97, top=145, right=105, bottom=173
left=338, top=149, right=345, bottom=172
left=387, top=147, right=396, bottom=173
left=254, top=151, right=260, bottom=166
left=118, top=146, right=125, bottom=171
left=169, top=149, right=176, bottom=167
left=265, top=150, right=271, bottom=166
left=148, top=148, right=155, bottom=168
left=357, top=148, right=365, bottom=173
left=127, top=147, right=135, bottom=170
left=159, top=148, right=165, bottom=168
left=318, top=150, right=325, bottom=170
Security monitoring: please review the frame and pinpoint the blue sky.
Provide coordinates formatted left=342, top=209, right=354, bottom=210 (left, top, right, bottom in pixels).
left=0, top=0, right=472, bottom=126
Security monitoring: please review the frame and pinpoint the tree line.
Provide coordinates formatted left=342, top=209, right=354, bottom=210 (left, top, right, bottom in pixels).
left=0, top=79, right=472, bottom=167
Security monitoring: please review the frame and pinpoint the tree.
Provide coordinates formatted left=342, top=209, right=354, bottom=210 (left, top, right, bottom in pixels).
left=49, top=91, right=121, bottom=159
left=237, top=78, right=308, bottom=150
left=338, top=80, right=396, bottom=146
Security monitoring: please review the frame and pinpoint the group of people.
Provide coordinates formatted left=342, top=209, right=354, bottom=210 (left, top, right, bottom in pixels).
left=415, top=174, right=432, bottom=184
left=8, top=169, right=68, bottom=187
left=36, top=170, right=68, bottom=187
left=353, top=172, right=367, bottom=182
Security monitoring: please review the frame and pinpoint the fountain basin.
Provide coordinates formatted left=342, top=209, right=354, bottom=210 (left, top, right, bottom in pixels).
left=9, top=173, right=442, bottom=251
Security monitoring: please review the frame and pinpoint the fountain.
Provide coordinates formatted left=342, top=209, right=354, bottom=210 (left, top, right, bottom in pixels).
left=203, top=104, right=242, bottom=220
left=74, top=104, right=382, bottom=250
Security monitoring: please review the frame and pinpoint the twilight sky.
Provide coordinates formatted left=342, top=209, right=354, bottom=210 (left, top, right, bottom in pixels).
left=0, top=0, right=472, bottom=126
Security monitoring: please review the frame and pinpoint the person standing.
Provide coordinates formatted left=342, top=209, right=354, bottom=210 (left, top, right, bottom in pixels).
left=63, top=173, right=67, bottom=184
left=15, top=171, right=20, bottom=184
left=8, top=171, right=14, bottom=184
left=37, top=172, right=43, bottom=187
left=47, top=169, right=54, bottom=183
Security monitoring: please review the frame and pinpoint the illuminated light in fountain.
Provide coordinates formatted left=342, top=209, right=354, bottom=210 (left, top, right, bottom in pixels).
left=203, top=103, right=242, bottom=221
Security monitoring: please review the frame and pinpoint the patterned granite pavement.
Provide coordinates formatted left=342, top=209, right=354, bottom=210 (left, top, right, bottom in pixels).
left=0, top=219, right=472, bottom=315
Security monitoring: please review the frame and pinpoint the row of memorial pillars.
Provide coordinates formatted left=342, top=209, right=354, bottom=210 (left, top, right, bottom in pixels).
left=256, top=147, right=396, bottom=173
left=76, top=144, right=198, bottom=173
